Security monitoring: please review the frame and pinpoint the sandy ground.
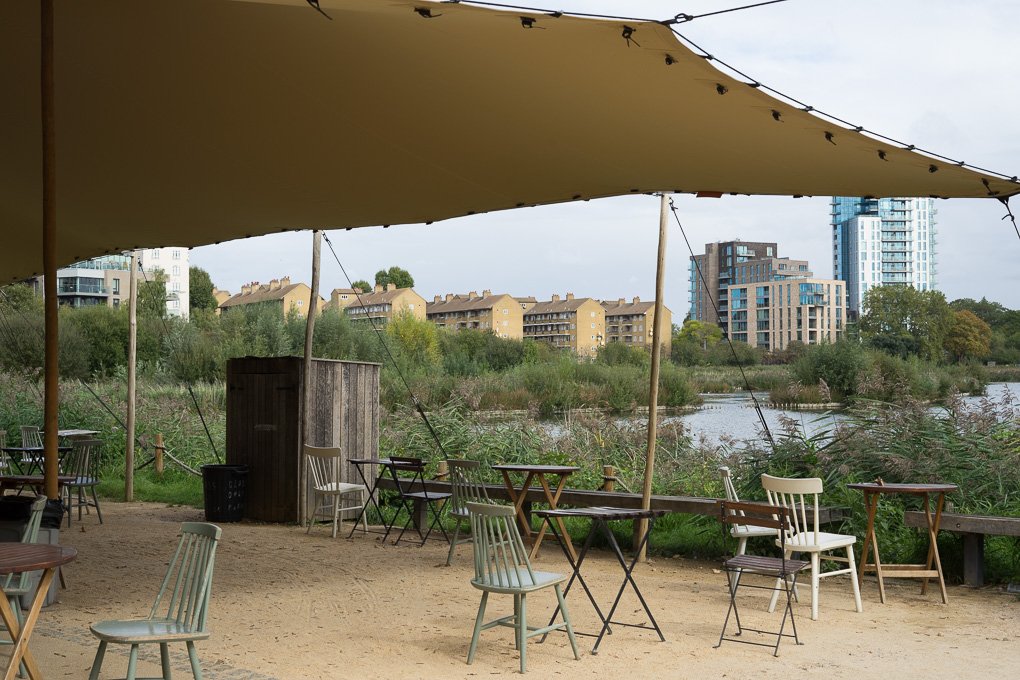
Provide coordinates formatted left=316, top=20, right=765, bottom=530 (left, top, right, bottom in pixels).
left=11, top=501, right=1020, bottom=679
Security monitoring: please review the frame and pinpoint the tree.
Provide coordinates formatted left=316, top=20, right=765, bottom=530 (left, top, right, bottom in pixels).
left=676, top=319, right=723, bottom=349
left=138, top=268, right=168, bottom=319
left=189, top=266, right=218, bottom=312
left=944, top=310, right=992, bottom=362
left=374, top=266, right=414, bottom=289
left=351, top=280, right=371, bottom=294
left=859, top=286, right=953, bottom=362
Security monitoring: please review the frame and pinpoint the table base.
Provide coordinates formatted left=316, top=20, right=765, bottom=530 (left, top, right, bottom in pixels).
left=0, top=566, right=55, bottom=680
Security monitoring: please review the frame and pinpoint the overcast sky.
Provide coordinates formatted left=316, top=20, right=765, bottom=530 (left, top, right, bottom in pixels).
left=192, top=0, right=1020, bottom=312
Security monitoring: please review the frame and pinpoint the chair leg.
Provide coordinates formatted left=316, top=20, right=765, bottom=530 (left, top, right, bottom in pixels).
left=554, top=585, right=579, bottom=661
left=445, top=521, right=461, bottom=566
left=126, top=644, right=140, bottom=680
left=810, top=552, right=820, bottom=621
left=767, top=549, right=791, bottom=613
left=331, top=494, right=341, bottom=539
left=160, top=642, right=173, bottom=679
left=513, top=594, right=521, bottom=649
left=92, top=486, right=103, bottom=524
left=186, top=640, right=203, bottom=680
left=306, top=492, right=316, bottom=534
left=88, top=641, right=107, bottom=680
left=360, top=490, right=369, bottom=535
left=467, top=592, right=488, bottom=665
left=847, top=545, right=863, bottom=613
left=518, top=593, right=527, bottom=674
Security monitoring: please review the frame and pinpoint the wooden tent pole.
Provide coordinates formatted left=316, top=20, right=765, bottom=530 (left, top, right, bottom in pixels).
left=637, top=193, right=669, bottom=559
left=300, top=230, right=322, bottom=524
left=125, top=251, right=138, bottom=501
left=41, top=0, right=59, bottom=500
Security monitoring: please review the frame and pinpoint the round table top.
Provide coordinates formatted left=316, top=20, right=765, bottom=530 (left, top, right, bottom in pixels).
left=491, top=464, right=579, bottom=474
left=0, top=544, right=77, bottom=575
left=847, top=482, right=958, bottom=494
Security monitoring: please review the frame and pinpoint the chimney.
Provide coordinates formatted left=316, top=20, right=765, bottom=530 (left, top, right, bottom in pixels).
left=551, top=294, right=561, bottom=302
left=241, top=284, right=251, bottom=295
left=434, top=295, right=441, bottom=303
left=445, top=293, right=454, bottom=302
left=566, top=293, right=575, bottom=300
left=385, top=283, right=393, bottom=292
left=632, top=296, right=640, bottom=304
left=374, top=284, right=383, bottom=293
left=618, top=298, right=625, bottom=305
left=280, top=276, right=291, bottom=287
left=468, top=291, right=478, bottom=298
left=269, top=278, right=280, bottom=291
left=482, top=289, right=491, bottom=297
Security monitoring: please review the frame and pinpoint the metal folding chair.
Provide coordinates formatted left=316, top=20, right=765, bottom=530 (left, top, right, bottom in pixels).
left=715, top=500, right=809, bottom=656
left=388, top=457, right=451, bottom=547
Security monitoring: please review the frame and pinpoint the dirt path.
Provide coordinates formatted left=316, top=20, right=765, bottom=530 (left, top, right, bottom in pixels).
left=16, top=502, right=1020, bottom=678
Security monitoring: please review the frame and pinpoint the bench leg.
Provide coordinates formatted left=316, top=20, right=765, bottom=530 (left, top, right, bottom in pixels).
left=962, top=533, right=985, bottom=587
left=412, top=498, right=427, bottom=533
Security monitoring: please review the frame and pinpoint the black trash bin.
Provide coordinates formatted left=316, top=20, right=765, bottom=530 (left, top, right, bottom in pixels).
left=201, top=464, right=249, bottom=522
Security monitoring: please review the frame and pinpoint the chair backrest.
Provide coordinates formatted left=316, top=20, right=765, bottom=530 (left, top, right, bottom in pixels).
left=65, top=438, right=102, bottom=480
left=720, top=466, right=740, bottom=503
left=20, top=426, right=42, bottom=449
left=761, top=474, right=822, bottom=544
left=2, top=496, right=47, bottom=592
left=718, top=499, right=792, bottom=559
left=467, top=501, right=536, bottom=589
left=304, top=445, right=342, bottom=489
left=149, top=522, right=222, bottom=633
left=388, top=456, right=425, bottom=496
left=447, top=459, right=490, bottom=516
left=0, top=431, right=8, bottom=471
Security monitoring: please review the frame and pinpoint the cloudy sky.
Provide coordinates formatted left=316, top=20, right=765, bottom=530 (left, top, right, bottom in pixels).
left=192, top=0, right=1020, bottom=312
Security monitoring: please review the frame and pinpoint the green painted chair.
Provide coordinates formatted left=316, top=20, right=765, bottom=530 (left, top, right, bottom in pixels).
left=0, top=495, right=47, bottom=678
left=63, top=438, right=104, bottom=527
left=445, top=459, right=491, bottom=566
left=466, top=502, right=579, bottom=674
left=88, top=522, right=222, bottom=680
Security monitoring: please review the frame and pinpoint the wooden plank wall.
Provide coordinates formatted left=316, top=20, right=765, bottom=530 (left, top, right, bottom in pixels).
left=227, top=356, right=380, bottom=524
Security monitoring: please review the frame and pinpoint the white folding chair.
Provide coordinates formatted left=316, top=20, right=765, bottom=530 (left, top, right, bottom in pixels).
left=762, top=474, right=863, bottom=621
left=720, top=466, right=777, bottom=555
left=305, top=445, right=368, bottom=538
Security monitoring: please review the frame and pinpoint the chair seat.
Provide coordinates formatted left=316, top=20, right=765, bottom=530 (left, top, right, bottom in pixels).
left=90, top=618, right=210, bottom=644
left=312, top=482, right=366, bottom=495
left=472, top=568, right=567, bottom=594
left=403, top=491, right=452, bottom=502
left=69, top=476, right=98, bottom=486
left=724, top=554, right=810, bottom=577
left=731, top=525, right=777, bottom=538
left=780, top=531, right=856, bottom=552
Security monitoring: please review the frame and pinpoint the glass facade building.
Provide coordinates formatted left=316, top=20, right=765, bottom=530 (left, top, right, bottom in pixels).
left=831, top=197, right=937, bottom=314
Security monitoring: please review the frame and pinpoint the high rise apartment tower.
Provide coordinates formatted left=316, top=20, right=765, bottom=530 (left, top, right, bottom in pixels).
left=831, top=197, right=937, bottom=314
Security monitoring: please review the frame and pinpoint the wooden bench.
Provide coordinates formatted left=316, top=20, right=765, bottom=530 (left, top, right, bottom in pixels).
left=903, top=511, right=1020, bottom=587
left=375, top=477, right=848, bottom=535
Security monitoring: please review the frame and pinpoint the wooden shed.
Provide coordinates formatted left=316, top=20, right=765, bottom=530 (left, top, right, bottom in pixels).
left=226, top=356, right=380, bottom=523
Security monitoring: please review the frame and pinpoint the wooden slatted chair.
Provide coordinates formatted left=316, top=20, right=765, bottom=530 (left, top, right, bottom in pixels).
left=716, top=500, right=809, bottom=656
left=0, top=495, right=47, bottom=678
left=88, top=522, right=222, bottom=680
left=19, top=426, right=41, bottom=449
left=445, top=459, right=491, bottom=566
left=720, top=466, right=777, bottom=555
left=304, top=445, right=368, bottom=538
left=0, top=431, right=11, bottom=474
left=762, top=474, right=863, bottom=621
left=63, top=438, right=104, bottom=526
left=466, top=502, right=579, bottom=674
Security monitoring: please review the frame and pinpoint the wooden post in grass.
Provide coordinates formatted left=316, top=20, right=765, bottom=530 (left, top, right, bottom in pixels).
left=126, top=250, right=138, bottom=501
left=154, top=432, right=165, bottom=477
left=637, top=193, right=669, bottom=558
left=300, top=230, right=322, bottom=525
left=602, top=465, right=616, bottom=492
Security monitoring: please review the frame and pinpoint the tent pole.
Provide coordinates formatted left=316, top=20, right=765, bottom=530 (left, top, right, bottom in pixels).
left=125, top=251, right=138, bottom=501
left=637, top=193, right=669, bottom=558
left=41, top=0, right=59, bottom=501
left=300, top=230, right=322, bottom=524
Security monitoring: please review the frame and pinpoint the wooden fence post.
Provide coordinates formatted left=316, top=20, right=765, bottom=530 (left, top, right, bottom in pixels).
left=602, top=465, right=615, bottom=492
left=154, top=433, right=165, bottom=478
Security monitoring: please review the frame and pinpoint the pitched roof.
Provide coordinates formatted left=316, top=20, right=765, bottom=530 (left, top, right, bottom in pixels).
left=525, top=298, right=597, bottom=316
left=346, top=287, right=420, bottom=307
left=220, top=282, right=305, bottom=308
left=601, top=300, right=660, bottom=316
left=427, top=294, right=513, bottom=315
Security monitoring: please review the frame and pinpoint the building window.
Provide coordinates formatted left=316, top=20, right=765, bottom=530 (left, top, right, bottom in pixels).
left=172, top=265, right=180, bottom=276
left=151, top=250, right=160, bottom=260
left=112, top=279, right=120, bottom=295
left=503, top=309, right=508, bottom=315
left=173, top=250, right=181, bottom=260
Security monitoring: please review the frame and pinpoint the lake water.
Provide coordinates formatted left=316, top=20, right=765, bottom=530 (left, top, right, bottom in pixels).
left=543, top=382, right=1020, bottom=446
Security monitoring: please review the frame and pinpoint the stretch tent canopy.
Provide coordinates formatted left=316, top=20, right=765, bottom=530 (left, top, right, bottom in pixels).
left=2, top=0, right=1018, bottom=282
